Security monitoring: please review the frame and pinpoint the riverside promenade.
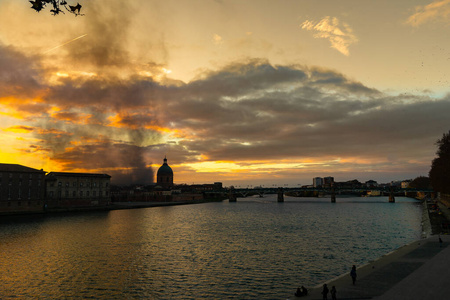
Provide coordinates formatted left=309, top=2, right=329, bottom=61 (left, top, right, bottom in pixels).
left=291, top=200, right=450, bottom=300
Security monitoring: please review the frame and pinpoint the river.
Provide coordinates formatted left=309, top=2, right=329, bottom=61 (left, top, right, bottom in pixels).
left=0, top=195, right=422, bottom=299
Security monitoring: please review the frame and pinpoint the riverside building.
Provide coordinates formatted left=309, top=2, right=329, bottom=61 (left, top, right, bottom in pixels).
left=0, top=163, right=46, bottom=214
left=45, top=172, right=111, bottom=208
left=313, top=177, right=323, bottom=188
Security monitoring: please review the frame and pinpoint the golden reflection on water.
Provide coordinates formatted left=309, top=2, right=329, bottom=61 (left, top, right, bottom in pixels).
left=0, top=196, right=422, bottom=299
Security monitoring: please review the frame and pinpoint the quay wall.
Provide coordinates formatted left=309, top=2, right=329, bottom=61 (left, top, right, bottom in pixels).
left=421, top=199, right=432, bottom=238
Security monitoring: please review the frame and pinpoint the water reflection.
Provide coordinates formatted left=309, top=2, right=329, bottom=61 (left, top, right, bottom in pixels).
left=0, top=196, right=422, bottom=299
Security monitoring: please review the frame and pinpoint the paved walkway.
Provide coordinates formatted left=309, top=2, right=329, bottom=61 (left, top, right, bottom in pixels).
left=288, top=199, right=450, bottom=300
left=291, top=236, right=449, bottom=300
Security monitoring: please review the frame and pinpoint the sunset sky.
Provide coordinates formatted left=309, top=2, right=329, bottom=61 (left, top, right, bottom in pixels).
left=1, top=0, right=450, bottom=186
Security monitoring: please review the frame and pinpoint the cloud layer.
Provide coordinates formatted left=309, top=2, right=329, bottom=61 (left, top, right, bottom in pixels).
left=0, top=1, right=448, bottom=186
left=1, top=38, right=448, bottom=185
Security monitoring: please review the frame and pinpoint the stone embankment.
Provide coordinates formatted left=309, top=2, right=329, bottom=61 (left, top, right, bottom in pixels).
left=427, top=197, right=450, bottom=235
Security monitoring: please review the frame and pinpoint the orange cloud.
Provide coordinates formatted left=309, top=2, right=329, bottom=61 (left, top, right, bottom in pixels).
left=51, top=111, right=93, bottom=124
left=3, top=125, right=35, bottom=133
left=106, top=112, right=182, bottom=136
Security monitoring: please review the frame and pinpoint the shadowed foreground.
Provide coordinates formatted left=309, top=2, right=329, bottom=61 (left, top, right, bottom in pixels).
left=291, top=236, right=449, bottom=300
left=290, top=201, right=450, bottom=300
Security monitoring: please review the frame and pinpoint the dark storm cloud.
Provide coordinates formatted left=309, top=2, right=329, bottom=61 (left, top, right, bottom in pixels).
left=2, top=38, right=447, bottom=183
left=64, top=1, right=133, bottom=69
left=47, top=77, right=148, bottom=108
left=186, top=59, right=308, bottom=98
left=158, top=60, right=448, bottom=167
left=0, top=44, right=42, bottom=99
left=51, top=140, right=154, bottom=185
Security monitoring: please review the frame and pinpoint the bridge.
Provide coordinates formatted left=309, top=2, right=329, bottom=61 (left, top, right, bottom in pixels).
left=224, top=187, right=435, bottom=203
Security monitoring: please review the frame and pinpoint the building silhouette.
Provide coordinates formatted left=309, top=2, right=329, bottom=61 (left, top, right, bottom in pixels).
left=0, top=163, right=46, bottom=214
left=45, top=172, right=111, bottom=208
left=156, top=156, right=174, bottom=188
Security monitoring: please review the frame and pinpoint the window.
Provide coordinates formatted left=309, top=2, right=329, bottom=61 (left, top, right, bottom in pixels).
left=73, top=182, right=76, bottom=187
left=65, top=190, right=69, bottom=197
left=65, top=182, right=69, bottom=187
left=73, top=191, right=76, bottom=197
left=80, top=182, right=83, bottom=187
left=93, top=191, right=96, bottom=197
left=86, top=191, right=89, bottom=197
left=58, top=182, right=62, bottom=187
left=80, top=191, right=83, bottom=197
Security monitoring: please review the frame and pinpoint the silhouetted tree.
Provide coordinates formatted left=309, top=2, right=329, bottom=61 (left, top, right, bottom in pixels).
left=429, top=131, right=450, bottom=194
left=29, top=0, right=84, bottom=16
left=409, top=176, right=432, bottom=190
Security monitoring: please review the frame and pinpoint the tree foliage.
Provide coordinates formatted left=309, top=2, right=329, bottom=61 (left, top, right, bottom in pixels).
left=29, top=0, right=84, bottom=16
left=408, top=176, right=431, bottom=190
left=429, top=130, right=450, bottom=193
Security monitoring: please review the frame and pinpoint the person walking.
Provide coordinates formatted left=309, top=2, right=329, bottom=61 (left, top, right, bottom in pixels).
left=321, top=284, right=329, bottom=300
left=350, top=265, right=357, bottom=285
left=330, top=286, right=337, bottom=300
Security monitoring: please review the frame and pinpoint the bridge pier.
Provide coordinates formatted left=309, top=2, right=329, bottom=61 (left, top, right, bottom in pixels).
left=389, top=194, right=395, bottom=203
left=331, top=187, right=336, bottom=203
left=229, top=187, right=237, bottom=202
left=277, top=187, right=284, bottom=202
left=389, top=188, right=395, bottom=203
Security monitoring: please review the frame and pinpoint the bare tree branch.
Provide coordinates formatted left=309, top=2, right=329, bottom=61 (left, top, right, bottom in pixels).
left=29, top=0, right=84, bottom=16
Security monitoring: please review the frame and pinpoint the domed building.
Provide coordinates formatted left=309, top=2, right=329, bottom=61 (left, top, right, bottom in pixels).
left=156, top=156, right=173, bottom=188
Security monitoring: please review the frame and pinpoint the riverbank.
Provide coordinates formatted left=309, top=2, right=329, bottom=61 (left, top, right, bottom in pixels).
left=0, top=199, right=225, bottom=217
left=291, top=236, right=449, bottom=300
left=291, top=198, right=450, bottom=300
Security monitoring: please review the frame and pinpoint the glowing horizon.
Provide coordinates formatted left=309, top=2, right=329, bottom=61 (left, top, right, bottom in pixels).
left=0, top=0, right=449, bottom=186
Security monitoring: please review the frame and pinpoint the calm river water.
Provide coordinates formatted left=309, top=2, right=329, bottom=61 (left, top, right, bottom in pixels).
left=0, top=195, right=422, bottom=299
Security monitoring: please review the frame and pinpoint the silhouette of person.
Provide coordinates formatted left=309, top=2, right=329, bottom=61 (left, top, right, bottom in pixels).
left=350, top=265, right=357, bottom=285
left=322, top=283, right=329, bottom=300
left=439, top=236, right=443, bottom=247
left=331, top=286, right=337, bottom=300
left=301, top=286, right=308, bottom=296
left=295, top=287, right=302, bottom=297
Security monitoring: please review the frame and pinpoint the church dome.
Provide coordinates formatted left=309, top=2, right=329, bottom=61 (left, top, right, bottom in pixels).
left=157, top=157, right=173, bottom=176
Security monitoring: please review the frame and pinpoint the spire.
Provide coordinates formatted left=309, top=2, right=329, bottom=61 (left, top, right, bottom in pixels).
left=163, top=156, right=168, bottom=165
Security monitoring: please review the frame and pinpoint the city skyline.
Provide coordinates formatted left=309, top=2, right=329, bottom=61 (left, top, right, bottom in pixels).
left=1, top=0, right=450, bottom=186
